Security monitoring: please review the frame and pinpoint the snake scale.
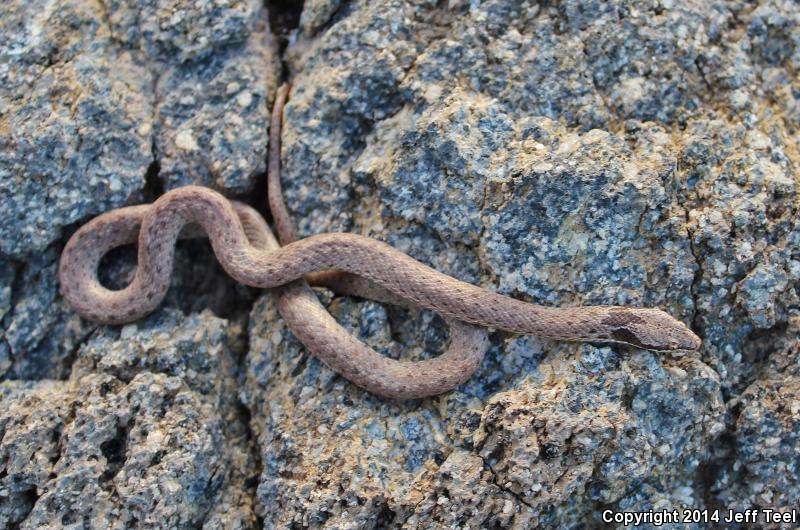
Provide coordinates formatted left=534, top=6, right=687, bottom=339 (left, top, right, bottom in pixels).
left=58, top=85, right=701, bottom=399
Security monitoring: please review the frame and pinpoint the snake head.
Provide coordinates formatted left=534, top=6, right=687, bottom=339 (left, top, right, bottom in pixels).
left=600, top=308, right=702, bottom=352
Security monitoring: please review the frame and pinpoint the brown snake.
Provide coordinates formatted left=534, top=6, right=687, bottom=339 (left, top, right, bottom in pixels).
left=59, top=85, right=701, bottom=398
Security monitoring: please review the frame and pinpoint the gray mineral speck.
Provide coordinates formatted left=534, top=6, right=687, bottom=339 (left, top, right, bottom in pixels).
left=2, top=0, right=800, bottom=527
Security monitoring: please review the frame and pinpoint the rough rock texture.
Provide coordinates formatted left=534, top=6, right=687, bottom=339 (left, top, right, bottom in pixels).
left=0, top=1, right=153, bottom=259
left=155, top=24, right=276, bottom=193
left=1, top=0, right=799, bottom=528
left=711, top=317, right=800, bottom=517
left=265, top=0, right=798, bottom=527
left=0, top=0, right=277, bottom=379
left=0, top=0, right=278, bottom=258
left=1, top=310, right=257, bottom=529
left=244, top=293, right=725, bottom=528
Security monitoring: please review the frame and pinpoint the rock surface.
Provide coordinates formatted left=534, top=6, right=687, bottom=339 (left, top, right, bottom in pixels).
left=2, top=0, right=799, bottom=528
left=1, top=310, right=257, bottom=529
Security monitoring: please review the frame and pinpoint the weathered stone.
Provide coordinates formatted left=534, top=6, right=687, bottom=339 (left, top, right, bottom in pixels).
left=103, top=0, right=262, bottom=64
left=155, top=26, right=279, bottom=193
left=0, top=13, right=153, bottom=257
left=0, top=310, right=257, bottom=528
left=2, top=0, right=799, bottom=527
left=710, top=318, right=800, bottom=517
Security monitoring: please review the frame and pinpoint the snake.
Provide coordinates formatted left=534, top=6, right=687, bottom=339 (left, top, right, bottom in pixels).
left=58, top=85, right=702, bottom=399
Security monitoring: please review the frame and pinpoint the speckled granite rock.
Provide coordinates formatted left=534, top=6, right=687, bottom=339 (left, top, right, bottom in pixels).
left=264, top=0, right=796, bottom=526
left=0, top=247, right=90, bottom=380
left=0, top=0, right=277, bottom=259
left=2, top=0, right=799, bottom=528
left=0, top=309, right=257, bottom=529
left=155, top=24, right=278, bottom=193
left=244, top=291, right=725, bottom=527
left=709, top=317, right=800, bottom=519
left=0, top=236, right=254, bottom=381
left=102, top=0, right=278, bottom=194
left=682, top=118, right=799, bottom=396
left=0, top=0, right=278, bottom=377
left=103, top=0, right=263, bottom=64
left=0, top=2, right=275, bottom=525
left=0, top=12, right=153, bottom=258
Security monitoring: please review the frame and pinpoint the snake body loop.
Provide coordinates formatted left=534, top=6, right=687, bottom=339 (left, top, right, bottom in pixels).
left=58, top=86, right=701, bottom=399
left=59, top=190, right=700, bottom=347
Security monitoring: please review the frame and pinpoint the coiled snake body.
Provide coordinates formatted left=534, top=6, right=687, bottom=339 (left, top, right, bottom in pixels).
left=59, top=86, right=701, bottom=398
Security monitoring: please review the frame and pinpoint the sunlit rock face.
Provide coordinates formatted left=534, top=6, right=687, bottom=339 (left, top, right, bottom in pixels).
left=2, top=0, right=798, bottom=527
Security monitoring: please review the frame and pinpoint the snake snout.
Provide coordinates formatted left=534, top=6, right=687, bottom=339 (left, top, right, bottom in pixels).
left=685, top=331, right=702, bottom=350
left=646, top=311, right=702, bottom=352
left=678, top=328, right=703, bottom=351
left=612, top=308, right=702, bottom=352
left=665, top=334, right=701, bottom=352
